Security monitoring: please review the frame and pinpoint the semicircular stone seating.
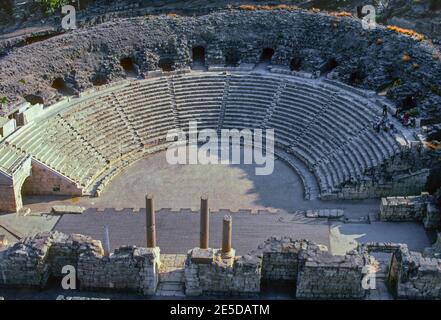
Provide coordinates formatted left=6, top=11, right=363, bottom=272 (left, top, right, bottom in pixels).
left=1, top=71, right=402, bottom=198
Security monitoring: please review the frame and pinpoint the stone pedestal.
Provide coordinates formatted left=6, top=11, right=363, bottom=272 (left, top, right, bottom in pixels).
left=190, top=247, right=214, bottom=264
left=138, top=246, right=161, bottom=295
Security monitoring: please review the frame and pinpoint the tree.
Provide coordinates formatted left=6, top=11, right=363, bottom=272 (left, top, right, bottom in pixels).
left=0, top=96, right=9, bottom=106
left=37, top=0, right=69, bottom=14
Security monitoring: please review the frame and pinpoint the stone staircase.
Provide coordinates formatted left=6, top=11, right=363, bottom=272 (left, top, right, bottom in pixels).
left=217, top=73, right=231, bottom=134
left=111, top=93, right=143, bottom=147
left=262, top=79, right=287, bottom=129
left=166, top=77, right=182, bottom=130
left=155, top=254, right=186, bottom=297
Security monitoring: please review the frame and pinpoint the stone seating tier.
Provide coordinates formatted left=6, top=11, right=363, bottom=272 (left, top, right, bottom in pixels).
left=1, top=72, right=402, bottom=197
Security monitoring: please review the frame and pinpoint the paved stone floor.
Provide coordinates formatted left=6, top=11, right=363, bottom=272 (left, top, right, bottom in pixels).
left=23, top=151, right=381, bottom=214
left=157, top=254, right=186, bottom=297
left=54, top=209, right=331, bottom=255
left=11, top=150, right=431, bottom=255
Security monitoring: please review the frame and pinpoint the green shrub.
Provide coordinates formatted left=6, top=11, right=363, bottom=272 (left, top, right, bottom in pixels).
left=0, top=96, right=9, bottom=105
left=37, top=0, right=69, bottom=14
left=407, top=107, right=420, bottom=117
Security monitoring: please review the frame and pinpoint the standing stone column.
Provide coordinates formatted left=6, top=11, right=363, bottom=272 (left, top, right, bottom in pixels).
left=222, top=215, right=232, bottom=254
left=200, top=196, right=209, bottom=249
left=146, top=194, right=156, bottom=248
left=103, top=225, right=111, bottom=257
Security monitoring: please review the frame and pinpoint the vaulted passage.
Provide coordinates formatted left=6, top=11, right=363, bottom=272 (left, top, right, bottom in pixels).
left=192, top=46, right=206, bottom=65
left=91, top=74, right=109, bottom=86
left=260, top=48, right=275, bottom=63
left=290, top=57, right=302, bottom=71
left=24, top=94, right=44, bottom=105
left=158, top=58, right=175, bottom=72
left=349, top=70, right=364, bottom=85
left=225, top=49, right=240, bottom=66
left=120, top=57, right=138, bottom=77
left=402, top=95, right=417, bottom=110
left=51, top=77, right=74, bottom=95
left=321, top=57, right=338, bottom=73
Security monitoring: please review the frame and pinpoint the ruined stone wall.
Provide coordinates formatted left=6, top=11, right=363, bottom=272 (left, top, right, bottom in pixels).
left=389, top=245, right=441, bottom=299
left=1, top=10, right=441, bottom=121
left=184, top=249, right=261, bottom=296
left=22, top=160, right=84, bottom=196
left=78, top=246, right=160, bottom=295
left=295, top=251, right=366, bottom=299
left=3, top=232, right=441, bottom=299
left=380, top=193, right=430, bottom=221
left=0, top=231, right=160, bottom=295
left=184, top=237, right=370, bottom=299
left=379, top=192, right=441, bottom=229
left=0, top=156, right=31, bottom=213
left=259, top=237, right=327, bottom=283
left=0, top=175, right=17, bottom=213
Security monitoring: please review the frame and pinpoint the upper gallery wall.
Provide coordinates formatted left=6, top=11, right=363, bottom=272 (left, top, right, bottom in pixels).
left=0, top=9, right=441, bottom=122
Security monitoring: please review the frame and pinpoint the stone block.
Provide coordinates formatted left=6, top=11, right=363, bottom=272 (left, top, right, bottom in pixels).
left=190, top=248, right=214, bottom=264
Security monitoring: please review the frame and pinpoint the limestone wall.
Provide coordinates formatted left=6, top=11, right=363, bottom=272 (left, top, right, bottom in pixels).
left=379, top=192, right=440, bottom=229
left=0, top=231, right=160, bottom=295
left=184, top=237, right=370, bottom=299
left=184, top=249, right=261, bottom=296
left=0, top=156, right=31, bottom=213
left=0, top=118, right=16, bottom=138
left=2, top=232, right=441, bottom=299
left=78, top=246, right=160, bottom=295
left=22, top=160, right=83, bottom=196
left=389, top=245, right=441, bottom=299
left=259, top=237, right=327, bottom=283
left=295, top=252, right=365, bottom=299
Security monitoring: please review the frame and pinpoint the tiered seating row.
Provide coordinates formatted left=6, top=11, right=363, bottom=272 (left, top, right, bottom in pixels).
left=0, top=72, right=401, bottom=198
left=0, top=145, right=27, bottom=175
left=8, top=119, right=106, bottom=187
left=60, top=95, right=139, bottom=160
left=223, top=74, right=280, bottom=129
left=173, top=74, right=226, bottom=130
left=117, top=78, right=177, bottom=144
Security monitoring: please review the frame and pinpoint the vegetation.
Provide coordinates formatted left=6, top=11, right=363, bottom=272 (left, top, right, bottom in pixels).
left=386, top=25, right=425, bottom=41
left=238, top=5, right=298, bottom=11
left=0, top=96, right=9, bottom=106
left=402, top=53, right=412, bottom=62
left=407, top=107, right=419, bottom=117
left=37, top=0, right=69, bottom=14
left=335, top=11, right=352, bottom=17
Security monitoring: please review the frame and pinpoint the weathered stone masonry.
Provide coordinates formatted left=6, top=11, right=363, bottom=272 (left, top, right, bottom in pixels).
left=1, top=232, right=441, bottom=299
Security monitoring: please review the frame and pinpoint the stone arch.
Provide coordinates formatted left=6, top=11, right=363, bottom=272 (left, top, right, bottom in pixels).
left=158, top=57, right=175, bottom=72
left=91, top=73, right=109, bottom=86
left=402, top=95, right=417, bottom=110
left=349, top=70, right=364, bottom=85
left=24, top=94, right=44, bottom=105
left=290, top=57, right=302, bottom=71
left=225, top=48, right=240, bottom=66
left=192, top=46, right=206, bottom=65
left=120, top=57, right=138, bottom=77
left=321, top=57, right=338, bottom=73
left=51, top=77, right=74, bottom=95
left=260, top=48, right=275, bottom=63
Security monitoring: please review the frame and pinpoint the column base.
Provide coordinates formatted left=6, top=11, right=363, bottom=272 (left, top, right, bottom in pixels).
left=190, top=247, right=214, bottom=264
